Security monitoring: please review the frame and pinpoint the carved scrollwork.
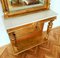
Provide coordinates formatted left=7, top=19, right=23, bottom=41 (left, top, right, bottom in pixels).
left=47, top=20, right=53, bottom=34
left=44, top=20, right=54, bottom=41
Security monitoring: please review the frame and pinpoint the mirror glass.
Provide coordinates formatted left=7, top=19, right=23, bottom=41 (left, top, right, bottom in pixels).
left=7, top=0, right=45, bottom=12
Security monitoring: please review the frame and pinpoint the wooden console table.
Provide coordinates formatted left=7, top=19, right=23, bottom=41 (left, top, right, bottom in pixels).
left=0, top=0, right=57, bottom=57
left=0, top=4, right=57, bottom=57
left=2, top=10, right=56, bottom=55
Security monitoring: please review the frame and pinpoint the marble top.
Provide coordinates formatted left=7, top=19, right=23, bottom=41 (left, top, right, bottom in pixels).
left=2, top=10, right=56, bottom=30
left=0, top=2, right=57, bottom=30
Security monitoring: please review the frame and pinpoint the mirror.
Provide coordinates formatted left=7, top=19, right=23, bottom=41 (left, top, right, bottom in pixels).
left=8, top=0, right=44, bottom=12
left=1, top=0, right=50, bottom=18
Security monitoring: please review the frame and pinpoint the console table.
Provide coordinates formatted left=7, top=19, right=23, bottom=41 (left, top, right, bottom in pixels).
left=0, top=0, right=58, bottom=57
left=1, top=9, right=56, bottom=55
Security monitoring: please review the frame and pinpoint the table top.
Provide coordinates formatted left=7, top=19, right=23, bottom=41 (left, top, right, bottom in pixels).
left=3, top=10, right=57, bottom=30
left=0, top=2, right=57, bottom=30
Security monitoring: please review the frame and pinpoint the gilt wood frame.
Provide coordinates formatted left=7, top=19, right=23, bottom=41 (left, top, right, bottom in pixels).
left=1, top=0, right=50, bottom=18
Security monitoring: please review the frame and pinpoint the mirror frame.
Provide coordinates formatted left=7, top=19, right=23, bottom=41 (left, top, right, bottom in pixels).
left=1, top=0, right=50, bottom=18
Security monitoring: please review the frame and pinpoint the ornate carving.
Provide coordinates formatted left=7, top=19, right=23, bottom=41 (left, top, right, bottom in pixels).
left=47, top=20, right=53, bottom=34
left=44, top=20, right=54, bottom=42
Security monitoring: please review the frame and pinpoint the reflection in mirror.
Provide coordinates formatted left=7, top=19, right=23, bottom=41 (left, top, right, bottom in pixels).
left=11, top=0, right=41, bottom=6
left=8, top=0, right=45, bottom=12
